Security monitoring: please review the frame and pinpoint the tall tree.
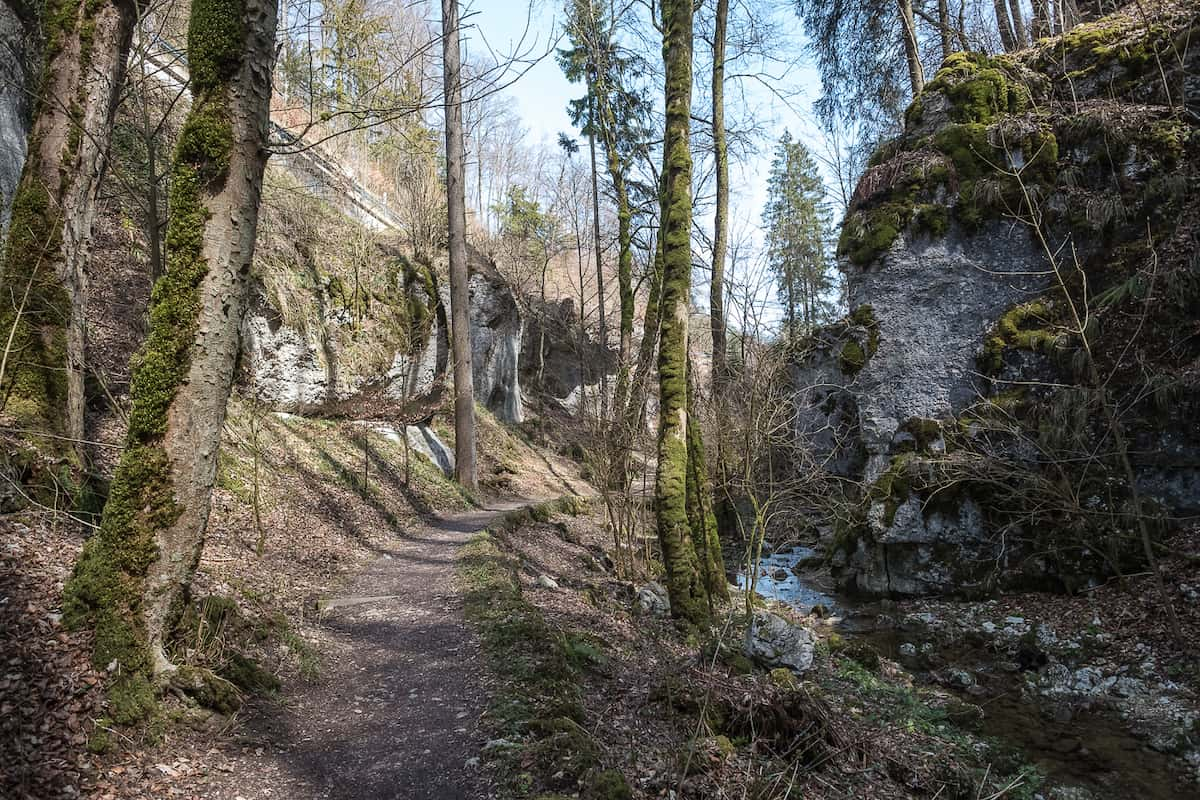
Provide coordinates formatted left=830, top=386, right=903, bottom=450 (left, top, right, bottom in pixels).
left=559, top=0, right=648, bottom=412
left=709, top=0, right=730, bottom=388
left=1031, top=0, right=1053, bottom=38
left=0, top=0, right=136, bottom=474
left=64, top=0, right=279, bottom=719
left=1008, top=0, right=1029, bottom=47
left=898, top=0, right=925, bottom=94
left=936, top=0, right=955, bottom=61
left=762, top=131, right=834, bottom=338
left=793, top=0, right=920, bottom=147
left=656, top=0, right=709, bottom=626
left=442, top=0, right=477, bottom=490
left=993, top=0, right=1018, bottom=50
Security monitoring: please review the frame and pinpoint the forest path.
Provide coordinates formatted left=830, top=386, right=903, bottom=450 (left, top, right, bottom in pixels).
left=208, top=500, right=530, bottom=800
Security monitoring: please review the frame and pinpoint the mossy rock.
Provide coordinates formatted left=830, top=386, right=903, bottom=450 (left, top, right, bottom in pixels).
left=840, top=340, right=867, bottom=375
left=923, top=52, right=1034, bottom=125
left=171, top=665, right=241, bottom=715
left=219, top=652, right=280, bottom=693
left=582, top=768, right=632, bottom=800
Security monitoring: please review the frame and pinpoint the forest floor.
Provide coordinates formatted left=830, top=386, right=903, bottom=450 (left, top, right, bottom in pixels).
left=0, top=400, right=590, bottom=800
left=196, top=502, right=525, bottom=800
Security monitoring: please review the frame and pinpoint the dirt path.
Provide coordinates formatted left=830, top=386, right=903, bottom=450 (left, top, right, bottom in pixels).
left=207, top=502, right=526, bottom=800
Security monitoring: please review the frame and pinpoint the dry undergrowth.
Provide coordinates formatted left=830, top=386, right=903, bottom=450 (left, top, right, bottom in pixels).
left=465, top=507, right=1045, bottom=800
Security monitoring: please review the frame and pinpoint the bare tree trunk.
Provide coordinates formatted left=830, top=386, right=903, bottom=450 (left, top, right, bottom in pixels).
left=442, top=0, right=476, bottom=491
left=64, top=0, right=278, bottom=720
left=1008, top=0, right=1029, bottom=47
left=937, top=0, right=954, bottom=60
left=0, top=0, right=135, bottom=472
left=656, top=0, right=709, bottom=626
left=1032, top=0, right=1052, bottom=38
left=710, top=0, right=729, bottom=389
left=587, top=93, right=608, bottom=416
left=897, top=0, right=926, bottom=96
left=994, top=0, right=1018, bottom=50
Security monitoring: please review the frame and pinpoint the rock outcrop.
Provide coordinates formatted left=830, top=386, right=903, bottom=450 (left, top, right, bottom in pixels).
left=0, top=0, right=34, bottom=233
left=465, top=249, right=524, bottom=424
left=240, top=230, right=526, bottom=426
left=795, top=6, right=1200, bottom=596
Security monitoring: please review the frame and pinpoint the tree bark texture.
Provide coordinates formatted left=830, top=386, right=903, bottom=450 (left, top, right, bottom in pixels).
left=897, top=0, right=925, bottom=96
left=709, top=0, right=729, bottom=389
left=1008, top=0, right=1029, bottom=47
left=937, top=0, right=954, bottom=60
left=442, top=0, right=477, bottom=490
left=1032, top=0, right=1052, bottom=38
left=586, top=93, right=608, bottom=415
left=64, top=0, right=278, bottom=721
left=993, top=0, right=1018, bottom=51
left=655, top=0, right=709, bottom=626
left=593, top=78, right=633, bottom=414
left=0, top=0, right=135, bottom=472
left=685, top=369, right=728, bottom=606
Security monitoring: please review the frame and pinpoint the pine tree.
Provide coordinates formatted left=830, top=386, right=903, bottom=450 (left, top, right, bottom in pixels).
left=761, top=131, right=835, bottom=339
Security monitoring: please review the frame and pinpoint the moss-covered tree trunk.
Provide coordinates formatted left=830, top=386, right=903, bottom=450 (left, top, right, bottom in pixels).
left=655, top=0, right=708, bottom=626
left=0, top=0, right=135, bottom=472
left=63, top=0, right=278, bottom=721
left=685, top=369, right=728, bottom=606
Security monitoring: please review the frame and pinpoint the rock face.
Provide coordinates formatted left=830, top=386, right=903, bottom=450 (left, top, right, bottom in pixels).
left=520, top=297, right=614, bottom=407
left=241, top=260, right=446, bottom=413
left=0, top=1, right=34, bottom=233
left=465, top=250, right=524, bottom=424
left=743, top=611, right=814, bottom=674
left=242, top=245, right=526, bottom=426
left=795, top=8, right=1200, bottom=597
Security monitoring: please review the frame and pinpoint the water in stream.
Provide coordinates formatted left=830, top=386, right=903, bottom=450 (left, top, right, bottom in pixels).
left=738, top=545, right=1192, bottom=800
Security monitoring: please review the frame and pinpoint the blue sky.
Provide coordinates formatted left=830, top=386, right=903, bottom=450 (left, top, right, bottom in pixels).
left=464, top=1, right=828, bottom=216
left=462, top=0, right=830, bottom=322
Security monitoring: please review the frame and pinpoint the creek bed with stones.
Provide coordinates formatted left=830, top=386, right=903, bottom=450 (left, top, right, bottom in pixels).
left=739, top=544, right=1198, bottom=800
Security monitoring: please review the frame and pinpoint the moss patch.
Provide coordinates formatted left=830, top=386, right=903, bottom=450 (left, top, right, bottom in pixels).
left=461, top=531, right=629, bottom=794
left=978, top=301, right=1061, bottom=375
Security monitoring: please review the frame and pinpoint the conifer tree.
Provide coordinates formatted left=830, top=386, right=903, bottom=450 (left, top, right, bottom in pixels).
left=761, top=131, right=835, bottom=339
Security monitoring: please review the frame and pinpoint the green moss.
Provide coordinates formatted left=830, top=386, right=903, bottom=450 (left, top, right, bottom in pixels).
left=840, top=340, right=867, bottom=375
left=838, top=202, right=905, bottom=266
left=582, top=769, right=632, bottom=800
left=849, top=304, right=881, bottom=356
left=86, top=718, right=114, bottom=754
left=978, top=301, right=1059, bottom=375
left=171, top=665, right=241, bottom=715
left=924, top=52, right=1032, bottom=124
left=913, top=203, right=949, bottom=237
left=769, top=667, right=798, bottom=689
left=870, top=453, right=919, bottom=528
left=897, top=418, right=942, bottom=452
left=187, top=0, right=246, bottom=91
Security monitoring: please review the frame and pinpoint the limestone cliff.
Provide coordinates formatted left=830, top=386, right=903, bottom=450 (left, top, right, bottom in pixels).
left=795, top=4, right=1200, bottom=596
left=240, top=184, right=526, bottom=426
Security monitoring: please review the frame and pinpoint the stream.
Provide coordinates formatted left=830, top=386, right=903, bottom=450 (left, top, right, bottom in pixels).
left=739, top=544, right=1192, bottom=800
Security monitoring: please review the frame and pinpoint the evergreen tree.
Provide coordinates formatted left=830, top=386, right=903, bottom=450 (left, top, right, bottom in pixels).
left=761, top=131, right=835, bottom=339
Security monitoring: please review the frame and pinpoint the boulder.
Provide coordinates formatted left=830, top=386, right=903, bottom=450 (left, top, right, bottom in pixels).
left=743, top=611, right=814, bottom=674
left=635, top=583, right=670, bottom=617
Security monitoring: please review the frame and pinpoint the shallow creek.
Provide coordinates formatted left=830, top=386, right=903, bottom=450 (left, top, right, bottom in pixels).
left=738, top=545, right=1190, bottom=800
